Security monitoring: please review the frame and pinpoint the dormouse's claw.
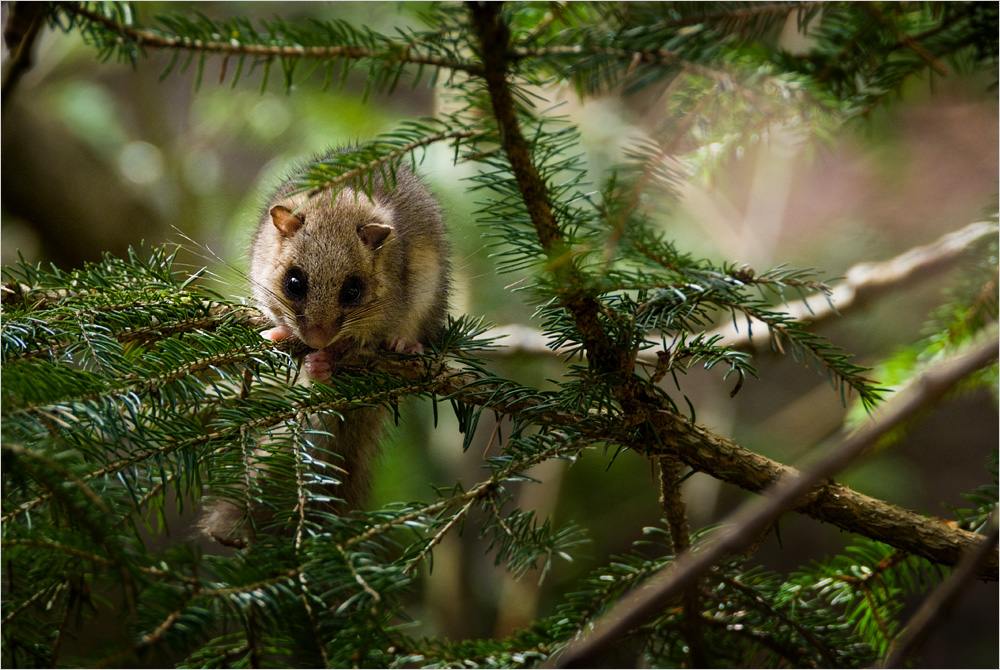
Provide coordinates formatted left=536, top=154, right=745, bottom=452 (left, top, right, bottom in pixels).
left=261, top=326, right=295, bottom=342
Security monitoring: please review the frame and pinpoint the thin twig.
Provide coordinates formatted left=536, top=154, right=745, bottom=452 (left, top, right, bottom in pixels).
left=1, top=2, right=47, bottom=108
left=403, top=498, right=477, bottom=576
left=1, top=580, right=66, bottom=626
left=93, top=608, right=184, bottom=668
left=347, top=481, right=494, bottom=549
left=707, top=219, right=999, bottom=352
left=336, top=542, right=382, bottom=607
left=881, top=510, right=1000, bottom=668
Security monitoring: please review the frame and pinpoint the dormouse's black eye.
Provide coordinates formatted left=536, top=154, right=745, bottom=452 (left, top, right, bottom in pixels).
left=282, top=267, right=308, bottom=300
left=340, top=276, right=364, bottom=305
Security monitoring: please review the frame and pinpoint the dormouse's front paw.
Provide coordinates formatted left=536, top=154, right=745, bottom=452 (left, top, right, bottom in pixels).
left=304, top=349, right=333, bottom=381
left=261, top=325, right=295, bottom=343
left=388, top=338, right=424, bottom=355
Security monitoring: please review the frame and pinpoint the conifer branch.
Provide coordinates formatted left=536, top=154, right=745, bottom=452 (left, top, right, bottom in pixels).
left=468, top=2, right=627, bottom=383
left=722, top=574, right=838, bottom=668
left=3, top=539, right=116, bottom=567
left=3, top=443, right=111, bottom=515
left=402, top=497, right=477, bottom=576
left=5, top=292, right=991, bottom=578
left=54, top=2, right=485, bottom=75
left=1, top=539, right=191, bottom=585
left=468, top=5, right=563, bottom=254
left=347, top=480, right=496, bottom=550
left=865, top=4, right=948, bottom=75
left=10, top=281, right=972, bottom=579
left=94, top=608, right=186, bottom=668
left=482, top=218, right=998, bottom=359
left=301, top=129, right=480, bottom=199
left=2, top=380, right=428, bottom=523
left=652, top=1, right=822, bottom=30
left=335, top=542, right=382, bottom=606
left=1, top=582, right=58, bottom=627
left=515, top=42, right=766, bottom=100
left=7, top=342, right=271, bottom=419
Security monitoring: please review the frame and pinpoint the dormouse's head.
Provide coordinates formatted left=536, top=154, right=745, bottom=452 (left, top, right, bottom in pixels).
left=250, top=186, right=403, bottom=351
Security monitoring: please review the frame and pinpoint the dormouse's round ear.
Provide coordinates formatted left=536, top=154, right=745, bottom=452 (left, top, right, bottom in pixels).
left=358, top=223, right=393, bottom=249
left=271, top=205, right=305, bottom=237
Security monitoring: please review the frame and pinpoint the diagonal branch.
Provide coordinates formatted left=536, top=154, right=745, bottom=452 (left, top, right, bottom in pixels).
left=865, top=4, right=948, bottom=75
left=1, top=2, right=47, bottom=108
left=467, top=4, right=565, bottom=254
left=882, top=510, right=1000, bottom=668
left=550, top=327, right=999, bottom=667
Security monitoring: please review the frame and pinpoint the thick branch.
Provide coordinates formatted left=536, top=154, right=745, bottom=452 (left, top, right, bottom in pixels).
left=657, top=456, right=690, bottom=554
left=467, top=3, right=563, bottom=253
left=370, top=346, right=999, bottom=581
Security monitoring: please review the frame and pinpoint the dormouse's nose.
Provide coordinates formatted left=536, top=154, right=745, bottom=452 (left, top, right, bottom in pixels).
left=298, top=320, right=338, bottom=350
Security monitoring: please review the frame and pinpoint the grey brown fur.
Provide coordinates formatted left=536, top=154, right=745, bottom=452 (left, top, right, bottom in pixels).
left=201, top=150, right=450, bottom=547
left=250, top=156, right=450, bottom=353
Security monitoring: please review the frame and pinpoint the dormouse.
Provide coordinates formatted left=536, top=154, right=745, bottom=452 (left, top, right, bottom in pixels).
left=202, top=150, right=450, bottom=547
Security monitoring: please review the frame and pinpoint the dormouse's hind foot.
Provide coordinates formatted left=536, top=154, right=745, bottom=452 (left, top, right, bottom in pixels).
left=200, top=499, right=254, bottom=549
left=388, top=338, right=424, bottom=354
